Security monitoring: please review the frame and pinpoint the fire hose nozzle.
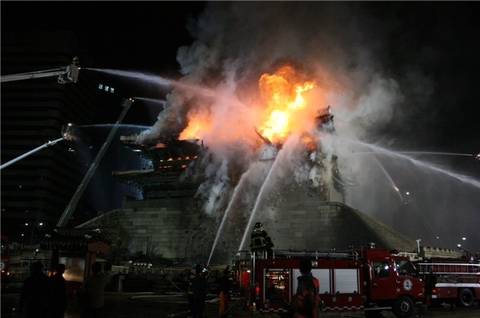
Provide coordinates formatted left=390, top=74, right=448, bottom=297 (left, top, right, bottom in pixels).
left=61, top=123, right=77, bottom=141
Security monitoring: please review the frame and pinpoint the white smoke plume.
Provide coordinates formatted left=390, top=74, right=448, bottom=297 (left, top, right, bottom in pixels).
left=132, top=3, right=480, bottom=251
left=137, top=3, right=407, bottom=218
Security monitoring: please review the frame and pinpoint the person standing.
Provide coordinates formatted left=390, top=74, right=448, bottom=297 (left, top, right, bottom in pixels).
left=218, top=266, right=232, bottom=317
left=189, top=264, right=207, bottom=318
left=292, top=259, right=320, bottom=318
left=49, top=264, right=67, bottom=318
left=81, top=262, right=111, bottom=318
left=19, top=261, right=50, bottom=318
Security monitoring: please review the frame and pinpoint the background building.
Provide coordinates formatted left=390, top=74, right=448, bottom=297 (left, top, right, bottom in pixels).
left=0, top=31, right=120, bottom=242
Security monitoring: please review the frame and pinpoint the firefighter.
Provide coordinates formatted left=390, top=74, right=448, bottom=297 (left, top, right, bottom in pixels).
left=250, top=222, right=268, bottom=253
left=188, top=264, right=207, bottom=318
left=218, top=266, right=232, bottom=317
left=250, top=222, right=276, bottom=261
left=292, top=259, right=320, bottom=318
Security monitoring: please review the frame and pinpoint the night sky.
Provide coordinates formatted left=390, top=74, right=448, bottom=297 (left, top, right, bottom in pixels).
left=2, top=2, right=480, bottom=244
left=2, top=2, right=204, bottom=74
left=3, top=2, right=479, bottom=148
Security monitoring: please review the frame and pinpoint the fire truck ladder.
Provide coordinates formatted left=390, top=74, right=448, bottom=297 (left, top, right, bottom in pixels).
left=418, top=262, right=480, bottom=275
left=1, top=57, right=80, bottom=84
left=273, top=250, right=359, bottom=260
left=236, top=249, right=360, bottom=261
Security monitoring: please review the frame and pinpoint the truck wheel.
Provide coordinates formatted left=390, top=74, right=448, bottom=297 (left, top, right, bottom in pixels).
left=458, top=288, right=475, bottom=307
left=393, top=296, right=414, bottom=318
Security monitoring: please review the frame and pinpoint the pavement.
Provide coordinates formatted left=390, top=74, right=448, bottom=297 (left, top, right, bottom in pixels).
left=2, top=292, right=479, bottom=318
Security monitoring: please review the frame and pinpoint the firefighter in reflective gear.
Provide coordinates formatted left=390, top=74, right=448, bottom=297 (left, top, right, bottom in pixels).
left=250, top=222, right=274, bottom=259
left=292, top=259, right=320, bottom=318
left=250, top=223, right=268, bottom=252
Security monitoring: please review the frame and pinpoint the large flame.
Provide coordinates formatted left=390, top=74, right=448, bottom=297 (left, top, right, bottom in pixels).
left=258, top=65, right=316, bottom=144
left=179, top=110, right=212, bottom=140
left=179, top=64, right=323, bottom=146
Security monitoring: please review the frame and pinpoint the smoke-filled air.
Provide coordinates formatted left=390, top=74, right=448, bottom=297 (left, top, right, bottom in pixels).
left=122, top=3, right=479, bottom=262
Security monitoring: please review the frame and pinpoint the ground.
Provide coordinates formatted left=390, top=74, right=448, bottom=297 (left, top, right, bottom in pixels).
left=2, top=292, right=479, bottom=318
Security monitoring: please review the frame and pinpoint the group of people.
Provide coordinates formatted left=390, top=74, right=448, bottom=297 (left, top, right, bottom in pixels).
left=19, top=262, right=67, bottom=318
left=20, top=261, right=111, bottom=318
left=21, top=259, right=319, bottom=318
left=186, top=260, right=320, bottom=318
left=187, top=264, right=232, bottom=318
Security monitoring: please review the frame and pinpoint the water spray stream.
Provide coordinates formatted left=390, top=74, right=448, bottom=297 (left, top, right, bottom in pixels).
left=57, top=99, right=134, bottom=227
left=77, top=124, right=150, bottom=130
left=371, top=155, right=436, bottom=234
left=238, top=152, right=284, bottom=252
left=352, top=150, right=475, bottom=158
left=399, top=151, right=475, bottom=158
left=338, top=137, right=480, bottom=189
left=86, top=68, right=172, bottom=85
left=371, top=156, right=404, bottom=202
left=86, top=68, right=216, bottom=98
left=207, top=169, right=251, bottom=266
left=132, top=97, right=167, bottom=106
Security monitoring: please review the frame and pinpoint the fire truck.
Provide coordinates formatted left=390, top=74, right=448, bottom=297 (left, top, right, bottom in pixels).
left=236, top=247, right=425, bottom=318
left=413, top=246, right=480, bottom=308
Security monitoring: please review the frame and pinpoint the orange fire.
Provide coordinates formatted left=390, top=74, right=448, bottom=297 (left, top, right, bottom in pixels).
left=178, top=110, right=212, bottom=140
left=179, top=64, right=324, bottom=146
left=258, top=65, right=316, bottom=144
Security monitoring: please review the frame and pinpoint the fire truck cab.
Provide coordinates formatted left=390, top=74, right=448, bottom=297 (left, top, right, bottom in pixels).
left=244, top=248, right=425, bottom=317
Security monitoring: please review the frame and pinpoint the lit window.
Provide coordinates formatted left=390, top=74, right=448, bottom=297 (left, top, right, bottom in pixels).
left=98, top=84, right=103, bottom=90
left=105, top=86, right=110, bottom=92
left=110, top=87, right=115, bottom=93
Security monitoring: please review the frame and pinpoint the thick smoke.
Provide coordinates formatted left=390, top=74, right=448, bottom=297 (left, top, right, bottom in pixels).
left=160, top=3, right=401, bottom=220
left=140, top=3, right=479, bottom=252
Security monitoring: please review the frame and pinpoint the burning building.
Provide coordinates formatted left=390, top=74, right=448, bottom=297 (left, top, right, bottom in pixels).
left=76, top=137, right=216, bottom=262
left=77, top=64, right=415, bottom=264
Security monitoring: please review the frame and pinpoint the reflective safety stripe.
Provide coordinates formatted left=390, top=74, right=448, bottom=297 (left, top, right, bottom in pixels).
left=435, top=283, right=480, bottom=288
left=259, top=308, right=289, bottom=313
left=324, top=305, right=364, bottom=311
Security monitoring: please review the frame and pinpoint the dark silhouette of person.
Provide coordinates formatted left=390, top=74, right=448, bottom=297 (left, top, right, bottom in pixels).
left=218, top=266, right=232, bottom=317
left=81, top=262, right=111, bottom=318
left=189, top=264, right=207, bottom=318
left=20, top=261, right=50, bottom=318
left=293, top=259, right=320, bottom=318
left=49, top=264, right=67, bottom=318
